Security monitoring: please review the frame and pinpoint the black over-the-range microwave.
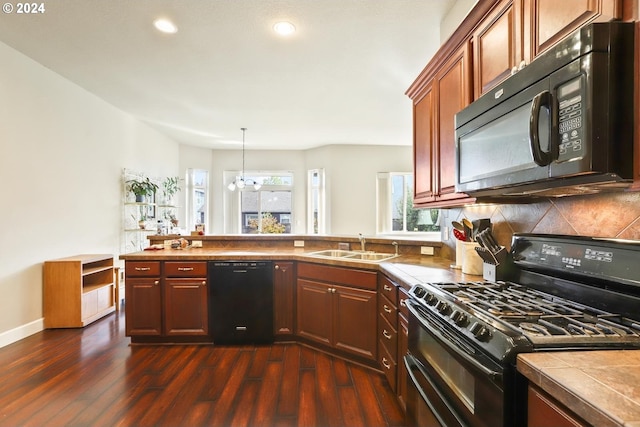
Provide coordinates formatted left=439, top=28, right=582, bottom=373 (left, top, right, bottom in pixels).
left=454, top=22, right=635, bottom=198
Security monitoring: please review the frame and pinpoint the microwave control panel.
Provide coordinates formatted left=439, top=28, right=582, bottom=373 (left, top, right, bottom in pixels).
left=557, top=77, right=584, bottom=161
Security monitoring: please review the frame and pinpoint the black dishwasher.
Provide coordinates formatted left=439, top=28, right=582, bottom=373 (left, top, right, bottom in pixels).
left=208, top=261, right=274, bottom=344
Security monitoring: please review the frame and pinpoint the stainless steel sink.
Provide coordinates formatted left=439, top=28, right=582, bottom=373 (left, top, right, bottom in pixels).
left=308, top=249, right=396, bottom=262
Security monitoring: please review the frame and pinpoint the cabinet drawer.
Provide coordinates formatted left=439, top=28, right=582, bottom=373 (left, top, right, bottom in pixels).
left=378, top=274, right=398, bottom=305
left=378, top=294, right=397, bottom=327
left=379, top=338, right=397, bottom=393
left=126, top=261, right=160, bottom=277
left=297, top=262, right=377, bottom=290
left=165, top=261, right=207, bottom=277
left=379, top=313, right=398, bottom=356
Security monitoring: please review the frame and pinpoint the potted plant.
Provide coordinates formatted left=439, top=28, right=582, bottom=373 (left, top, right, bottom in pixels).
left=161, top=176, right=181, bottom=205
left=126, top=177, right=158, bottom=203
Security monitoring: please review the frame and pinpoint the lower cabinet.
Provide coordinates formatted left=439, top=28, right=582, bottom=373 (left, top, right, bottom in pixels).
left=273, top=261, right=295, bottom=337
left=528, top=384, right=588, bottom=427
left=296, top=262, right=377, bottom=361
left=125, top=261, right=208, bottom=341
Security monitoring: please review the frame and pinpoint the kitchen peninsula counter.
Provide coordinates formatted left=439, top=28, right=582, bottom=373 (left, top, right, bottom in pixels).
left=518, top=350, right=640, bottom=427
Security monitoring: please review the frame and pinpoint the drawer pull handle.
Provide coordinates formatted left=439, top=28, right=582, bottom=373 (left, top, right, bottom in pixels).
left=177, top=267, right=194, bottom=271
left=400, top=299, right=407, bottom=307
left=135, top=267, right=151, bottom=271
left=382, top=358, right=391, bottom=369
left=383, top=304, right=392, bottom=313
left=383, top=284, right=392, bottom=291
left=383, top=330, right=392, bottom=340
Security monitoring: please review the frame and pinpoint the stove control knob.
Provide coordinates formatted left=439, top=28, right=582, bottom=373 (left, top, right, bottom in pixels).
left=413, top=287, right=426, bottom=298
left=435, top=301, right=450, bottom=314
left=469, top=322, right=491, bottom=341
left=450, top=310, right=468, bottom=326
left=424, top=293, right=437, bottom=305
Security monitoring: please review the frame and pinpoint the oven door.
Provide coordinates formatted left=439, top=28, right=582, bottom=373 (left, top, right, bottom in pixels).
left=406, top=300, right=505, bottom=427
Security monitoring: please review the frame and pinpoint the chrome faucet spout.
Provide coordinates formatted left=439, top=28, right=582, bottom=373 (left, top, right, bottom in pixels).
left=358, top=233, right=366, bottom=252
left=392, top=241, right=398, bottom=255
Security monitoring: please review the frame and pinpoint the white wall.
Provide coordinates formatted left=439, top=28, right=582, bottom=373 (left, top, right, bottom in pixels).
left=441, top=0, right=478, bottom=42
left=305, top=145, right=413, bottom=235
left=0, top=42, right=180, bottom=346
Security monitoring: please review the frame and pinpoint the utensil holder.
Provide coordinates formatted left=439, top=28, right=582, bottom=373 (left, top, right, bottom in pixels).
left=461, top=242, right=483, bottom=275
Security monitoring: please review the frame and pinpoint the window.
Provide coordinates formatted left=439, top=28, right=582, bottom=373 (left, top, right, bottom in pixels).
left=377, top=172, right=440, bottom=236
left=226, top=172, right=293, bottom=234
left=307, top=169, right=325, bottom=234
left=186, top=169, right=209, bottom=232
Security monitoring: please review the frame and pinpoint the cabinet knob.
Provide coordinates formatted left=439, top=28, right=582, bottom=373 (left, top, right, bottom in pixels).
left=201, top=281, right=206, bottom=285
left=382, top=357, right=391, bottom=370
left=154, top=280, right=159, bottom=285
left=275, top=265, right=280, bottom=270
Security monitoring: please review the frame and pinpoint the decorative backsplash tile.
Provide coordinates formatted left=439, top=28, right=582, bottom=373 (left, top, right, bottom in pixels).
left=440, top=192, right=640, bottom=260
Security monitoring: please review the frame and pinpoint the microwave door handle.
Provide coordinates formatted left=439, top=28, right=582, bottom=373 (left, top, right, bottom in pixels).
left=529, top=90, right=555, bottom=166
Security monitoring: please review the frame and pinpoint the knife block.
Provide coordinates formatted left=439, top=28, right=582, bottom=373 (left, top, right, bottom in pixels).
left=482, top=252, right=515, bottom=282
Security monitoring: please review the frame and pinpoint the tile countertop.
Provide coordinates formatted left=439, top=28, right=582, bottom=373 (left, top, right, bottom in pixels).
left=119, top=248, right=482, bottom=286
left=517, top=350, right=640, bottom=427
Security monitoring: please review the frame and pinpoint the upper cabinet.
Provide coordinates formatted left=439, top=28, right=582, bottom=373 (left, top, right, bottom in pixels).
left=408, top=0, right=625, bottom=208
left=473, top=0, right=525, bottom=99
left=525, top=0, right=622, bottom=60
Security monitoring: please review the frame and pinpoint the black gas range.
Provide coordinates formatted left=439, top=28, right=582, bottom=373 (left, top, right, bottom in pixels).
left=404, top=233, right=640, bottom=427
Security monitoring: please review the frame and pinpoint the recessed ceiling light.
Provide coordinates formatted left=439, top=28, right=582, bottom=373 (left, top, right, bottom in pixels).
left=153, top=18, right=178, bottom=34
left=273, top=21, right=296, bottom=36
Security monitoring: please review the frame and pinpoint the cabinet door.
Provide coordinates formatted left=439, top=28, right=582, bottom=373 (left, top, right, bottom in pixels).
left=528, top=385, right=588, bottom=427
left=526, top=0, right=621, bottom=58
left=125, top=277, right=162, bottom=336
left=164, top=278, right=209, bottom=336
left=333, top=284, right=377, bottom=360
left=296, top=279, right=333, bottom=346
left=473, top=0, right=524, bottom=98
left=435, top=41, right=473, bottom=201
left=413, top=83, right=436, bottom=204
left=397, top=314, right=409, bottom=411
left=274, top=261, right=295, bottom=336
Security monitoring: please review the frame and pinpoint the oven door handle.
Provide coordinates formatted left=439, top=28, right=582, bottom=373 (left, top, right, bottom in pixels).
left=405, top=354, right=469, bottom=427
left=407, top=301, right=503, bottom=382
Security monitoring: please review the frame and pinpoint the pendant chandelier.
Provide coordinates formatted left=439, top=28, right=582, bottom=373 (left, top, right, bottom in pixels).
left=228, top=127, right=261, bottom=191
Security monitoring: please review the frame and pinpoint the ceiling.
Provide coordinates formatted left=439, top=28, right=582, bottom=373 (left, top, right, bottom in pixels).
left=0, top=0, right=458, bottom=150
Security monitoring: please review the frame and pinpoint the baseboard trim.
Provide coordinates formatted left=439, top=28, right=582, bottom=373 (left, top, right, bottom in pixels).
left=0, top=318, right=44, bottom=349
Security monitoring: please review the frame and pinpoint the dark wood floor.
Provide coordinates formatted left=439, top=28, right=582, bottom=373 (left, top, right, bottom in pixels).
left=0, top=311, right=407, bottom=427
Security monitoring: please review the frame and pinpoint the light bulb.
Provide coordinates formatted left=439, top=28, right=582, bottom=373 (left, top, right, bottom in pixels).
left=236, top=179, right=245, bottom=189
left=228, top=182, right=236, bottom=191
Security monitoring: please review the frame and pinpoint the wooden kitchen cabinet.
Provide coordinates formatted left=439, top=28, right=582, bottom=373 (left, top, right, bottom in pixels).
left=125, top=261, right=209, bottom=340
left=125, top=261, right=162, bottom=336
left=528, top=384, right=589, bottom=427
left=273, top=261, right=295, bottom=337
left=44, top=254, right=116, bottom=328
left=164, top=261, right=208, bottom=336
left=524, top=0, right=622, bottom=60
left=397, top=287, right=410, bottom=411
left=473, top=0, right=525, bottom=98
left=296, top=262, right=377, bottom=361
left=378, top=274, right=399, bottom=392
left=410, top=41, right=475, bottom=208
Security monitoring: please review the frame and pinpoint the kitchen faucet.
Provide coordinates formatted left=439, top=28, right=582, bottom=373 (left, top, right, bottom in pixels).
left=358, top=233, right=366, bottom=252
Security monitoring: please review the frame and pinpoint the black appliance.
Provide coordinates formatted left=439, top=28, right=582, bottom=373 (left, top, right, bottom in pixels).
left=454, top=22, right=634, bottom=198
left=209, top=261, right=274, bottom=344
left=404, top=234, right=640, bottom=427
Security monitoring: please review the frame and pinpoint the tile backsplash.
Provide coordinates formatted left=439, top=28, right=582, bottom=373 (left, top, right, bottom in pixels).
left=440, top=192, right=640, bottom=260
